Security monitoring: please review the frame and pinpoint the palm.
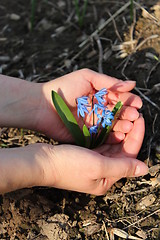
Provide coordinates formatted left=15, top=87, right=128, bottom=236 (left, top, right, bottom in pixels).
left=40, top=69, right=142, bottom=142
left=46, top=116, right=146, bottom=195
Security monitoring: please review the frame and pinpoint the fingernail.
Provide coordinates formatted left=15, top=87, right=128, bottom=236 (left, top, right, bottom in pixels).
left=135, top=164, right=149, bottom=176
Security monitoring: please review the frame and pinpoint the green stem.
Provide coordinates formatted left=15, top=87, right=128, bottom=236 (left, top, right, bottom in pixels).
left=31, top=0, right=36, bottom=31
left=130, top=0, right=134, bottom=21
left=74, top=0, right=80, bottom=24
left=94, top=101, right=123, bottom=148
left=74, top=0, right=88, bottom=27
left=80, top=0, right=88, bottom=27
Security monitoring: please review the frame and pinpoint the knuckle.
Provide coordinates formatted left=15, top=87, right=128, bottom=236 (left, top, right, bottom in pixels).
left=94, top=178, right=111, bottom=196
left=123, top=160, right=133, bottom=177
left=80, top=68, right=93, bottom=76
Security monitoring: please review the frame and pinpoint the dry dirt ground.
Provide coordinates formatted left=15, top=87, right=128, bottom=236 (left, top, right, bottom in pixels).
left=0, top=0, right=160, bottom=239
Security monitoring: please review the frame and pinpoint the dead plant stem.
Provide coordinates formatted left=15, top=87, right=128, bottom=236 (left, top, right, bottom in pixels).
left=79, top=1, right=131, bottom=48
left=124, top=208, right=160, bottom=229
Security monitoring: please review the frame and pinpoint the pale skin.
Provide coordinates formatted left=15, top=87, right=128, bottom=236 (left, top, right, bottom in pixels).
left=0, top=69, right=148, bottom=195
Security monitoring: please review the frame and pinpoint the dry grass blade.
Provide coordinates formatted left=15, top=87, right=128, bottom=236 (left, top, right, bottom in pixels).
left=124, top=209, right=160, bottom=229
left=110, top=228, right=129, bottom=238
left=0, top=1, right=159, bottom=239
left=79, top=1, right=131, bottom=48
left=102, top=221, right=110, bottom=240
left=134, top=1, right=160, bottom=24
left=108, top=228, right=144, bottom=240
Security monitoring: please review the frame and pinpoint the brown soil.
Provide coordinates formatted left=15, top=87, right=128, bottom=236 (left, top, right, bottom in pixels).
left=0, top=1, right=160, bottom=239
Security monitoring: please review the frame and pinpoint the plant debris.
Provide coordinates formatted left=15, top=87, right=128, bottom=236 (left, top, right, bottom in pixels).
left=0, top=0, right=160, bottom=239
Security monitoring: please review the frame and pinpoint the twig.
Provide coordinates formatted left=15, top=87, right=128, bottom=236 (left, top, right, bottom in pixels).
left=147, top=135, right=154, bottom=166
left=120, top=50, right=160, bottom=112
left=54, top=1, right=131, bottom=72
left=134, top=87, right=160, bottom=111
left=79, top=1, right=131, bottom=48
left=133, top=1, right=160, bottom=25
left=106, top=9, right=122, bottom=42
left=94, top=34, right=103, bottom=73
left=129, top=8, right=136, bottom=51
left=152, top=113, right=158, bottom=135
left=102, top=221, right=110, bottom=240
left=121, top=55, right=132, bottom=79
left=121, top=41, right=160, bottom=111
left=54, top=44, right=89, bottom=73
left=146, top=61, right=160, bottom=85
left=135, top=35, right=159, bottom=52
left=104, top=185, right=154, bottom=200
left=123, top=208, right=160, bottom=229
left=120, top=56, right=160, bottom=112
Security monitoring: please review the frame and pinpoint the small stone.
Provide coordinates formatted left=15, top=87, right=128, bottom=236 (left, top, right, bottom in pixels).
left=9, top=13, right=21, bottom=21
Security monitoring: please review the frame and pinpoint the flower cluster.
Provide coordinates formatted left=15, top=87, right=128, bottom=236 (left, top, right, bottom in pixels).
left=52, top=87, right=122, bottom=149
left=76, top=88, right=114, bottom=136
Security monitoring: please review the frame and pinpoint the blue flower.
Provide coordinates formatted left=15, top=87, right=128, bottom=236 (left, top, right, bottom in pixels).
left=77, top=96, right=90, bottom=118
left=89, top=125, right=98, bottom=135
left=102, top=110, right=114, bottom=127
left=89, top=102, right=106, bottom=116
left=94, top=88, right=107, bottom=105
left=97, top=110, right=114, bottom=128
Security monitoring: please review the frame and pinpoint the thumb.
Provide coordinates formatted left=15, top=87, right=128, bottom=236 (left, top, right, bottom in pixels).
left=102, top=157, right=148, bottom=179
left=93, top=156, right=148, bottom=195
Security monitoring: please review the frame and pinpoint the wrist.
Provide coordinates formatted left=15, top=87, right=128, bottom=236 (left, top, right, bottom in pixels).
left=0, top=74, right=43, bottom=130
left=0, top=143, right=54, bottom=194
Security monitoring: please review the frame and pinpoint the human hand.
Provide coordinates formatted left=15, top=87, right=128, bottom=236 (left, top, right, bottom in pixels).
left=36, top=69, right=142, bottom=143
left=0, top=115, right=148, bottom=195
left=39, top=115, right=148, bottom=195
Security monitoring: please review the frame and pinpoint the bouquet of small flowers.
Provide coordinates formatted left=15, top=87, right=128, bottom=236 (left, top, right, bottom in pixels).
left=52, top=88, right=122, bottom=149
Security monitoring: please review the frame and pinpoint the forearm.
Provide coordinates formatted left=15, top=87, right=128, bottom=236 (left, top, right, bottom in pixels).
left=0, top=74, right=42, bottom=129
left=0, top=144, right=49, bottom=194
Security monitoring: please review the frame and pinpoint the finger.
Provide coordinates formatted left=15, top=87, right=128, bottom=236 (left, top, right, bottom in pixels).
left=121, top=115, right=145, bottom=158
left=106, top=131, right=125, bottom=144
left=84, top=69, right=136, bottom=92
left=94, top=142, right=121, bottom=157
left=101, top=156, right=148, bottom=178
left=108, top=92, right=142, bottom=109
left=113, top=120, right=133, bottom=133
left=107, top=105, right=140, bottom=121
left=119, top=106, right=139, bottom=121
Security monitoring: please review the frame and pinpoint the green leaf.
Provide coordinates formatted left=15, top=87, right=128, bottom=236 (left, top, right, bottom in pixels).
left=51, top=91, right=85, bottom=146
left=94, top=101, right=123, bottom=148
left=82, top=124, right=91, bottom=148
left=112, top=101, right=123, bottom=116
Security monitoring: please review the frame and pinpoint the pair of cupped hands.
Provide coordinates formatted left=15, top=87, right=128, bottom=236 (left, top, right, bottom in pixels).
left=1, top=69, right=148, bottom=195
left=29, top=68, right=148, bottom=195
